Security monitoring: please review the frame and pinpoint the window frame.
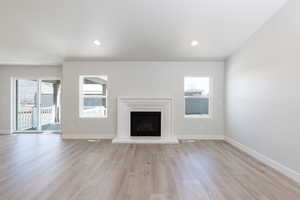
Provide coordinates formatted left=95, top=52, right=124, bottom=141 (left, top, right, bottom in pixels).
left=184, top=76, right=213, bottom=119
left=79, top=75, right=108, bottom=119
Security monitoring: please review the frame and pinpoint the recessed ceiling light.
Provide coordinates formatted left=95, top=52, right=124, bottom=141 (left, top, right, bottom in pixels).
left=93, top=40, right=101, bottom=46
left=190, top=40, right=199, bottom=47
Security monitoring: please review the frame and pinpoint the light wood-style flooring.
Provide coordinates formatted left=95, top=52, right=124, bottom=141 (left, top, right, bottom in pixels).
left=0, top=134, right=300, bottom=200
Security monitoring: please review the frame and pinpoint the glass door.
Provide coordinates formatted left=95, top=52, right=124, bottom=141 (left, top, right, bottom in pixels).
left=40, top=80, right=61, bottom=131
left=15, top=79, right=61, bottom=132
left=16, top=80, right=39, bottom=131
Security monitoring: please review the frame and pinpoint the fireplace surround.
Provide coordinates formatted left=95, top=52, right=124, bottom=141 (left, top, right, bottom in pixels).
left=112, top=97, right=178, bottom=143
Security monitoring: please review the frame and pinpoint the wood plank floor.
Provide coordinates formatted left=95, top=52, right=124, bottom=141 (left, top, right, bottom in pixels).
left=0, top=134, right=300, bottom=200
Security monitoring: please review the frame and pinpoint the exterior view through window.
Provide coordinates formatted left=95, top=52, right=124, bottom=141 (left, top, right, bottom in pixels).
left=184, top=77, right=210, bottom=118
left=79, top=75, right=108, bottom=118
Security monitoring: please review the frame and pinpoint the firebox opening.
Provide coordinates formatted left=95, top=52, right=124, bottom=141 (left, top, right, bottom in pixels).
left=130, top=112, right=161, bottom=137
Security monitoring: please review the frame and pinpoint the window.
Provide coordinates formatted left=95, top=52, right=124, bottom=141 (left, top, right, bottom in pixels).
left=79, top=75, right=108, bottom=118
left=184, top=77, right=211, bottom=118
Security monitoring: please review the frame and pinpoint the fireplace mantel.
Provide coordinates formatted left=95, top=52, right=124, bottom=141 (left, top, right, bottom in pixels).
left=112, top=97, right=179, bottom=144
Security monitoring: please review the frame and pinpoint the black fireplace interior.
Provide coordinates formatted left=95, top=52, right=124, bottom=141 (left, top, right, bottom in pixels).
left=130, top=112, right=161, bottom=137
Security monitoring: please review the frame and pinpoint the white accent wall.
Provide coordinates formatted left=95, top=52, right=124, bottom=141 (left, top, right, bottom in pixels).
left=0, top=65, right=62, bottom=134
left=225, top=0, right=300, bottom=178
left=62, top=61, right=224, bottom=139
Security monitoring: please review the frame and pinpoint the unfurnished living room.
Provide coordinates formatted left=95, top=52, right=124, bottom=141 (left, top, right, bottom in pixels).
left=1, top=0, right=300, bottom=199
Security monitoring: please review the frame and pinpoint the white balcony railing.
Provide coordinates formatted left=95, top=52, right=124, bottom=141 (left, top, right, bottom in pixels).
left=17, top=106, right=55, bottom=130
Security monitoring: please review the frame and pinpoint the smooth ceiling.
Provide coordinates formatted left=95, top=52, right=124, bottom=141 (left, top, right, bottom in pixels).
left=0, top=0, right=288, bottom=65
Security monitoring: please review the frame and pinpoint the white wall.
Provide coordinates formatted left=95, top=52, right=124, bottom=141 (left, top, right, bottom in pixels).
left=0, top=65, right=62, bottom=134
left=225, top=0, right=300, bottom=179
left=62, top=61, right=224, bottom=138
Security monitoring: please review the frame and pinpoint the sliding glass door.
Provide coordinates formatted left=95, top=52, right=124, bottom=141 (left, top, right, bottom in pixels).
left=15, top=79, right=61, bottom=132
left=16, top=80, right=39, bottom=131
left=40, top=80, right=61, bottom=131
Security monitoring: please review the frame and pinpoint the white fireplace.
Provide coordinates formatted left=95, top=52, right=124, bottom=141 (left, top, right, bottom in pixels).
left=112, top=97, right=179, bottom=143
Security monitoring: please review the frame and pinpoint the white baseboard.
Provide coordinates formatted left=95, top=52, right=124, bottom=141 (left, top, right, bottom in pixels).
left=62, top=134, right=115, bottom=140
left=177, top=134, right=224, bottom=140
left=225, top=137, right=300, bottom=184
left=0, top=130, right=11, bottom=135
left=62, top=134, right=224, bottom=141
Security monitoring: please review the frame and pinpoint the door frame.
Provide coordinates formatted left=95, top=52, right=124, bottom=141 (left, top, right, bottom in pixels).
left=11, top=77, right=62, bottom=133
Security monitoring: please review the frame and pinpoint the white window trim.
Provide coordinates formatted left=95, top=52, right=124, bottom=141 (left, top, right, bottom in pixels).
left=79, top=75, right=108, bottom=119
left=184, top=76, right=213, bottom=119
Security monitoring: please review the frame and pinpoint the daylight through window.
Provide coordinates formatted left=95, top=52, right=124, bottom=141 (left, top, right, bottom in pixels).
left=79, top=75, right=108, bottom=118
left=184, top=77, right=210, bottom=118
